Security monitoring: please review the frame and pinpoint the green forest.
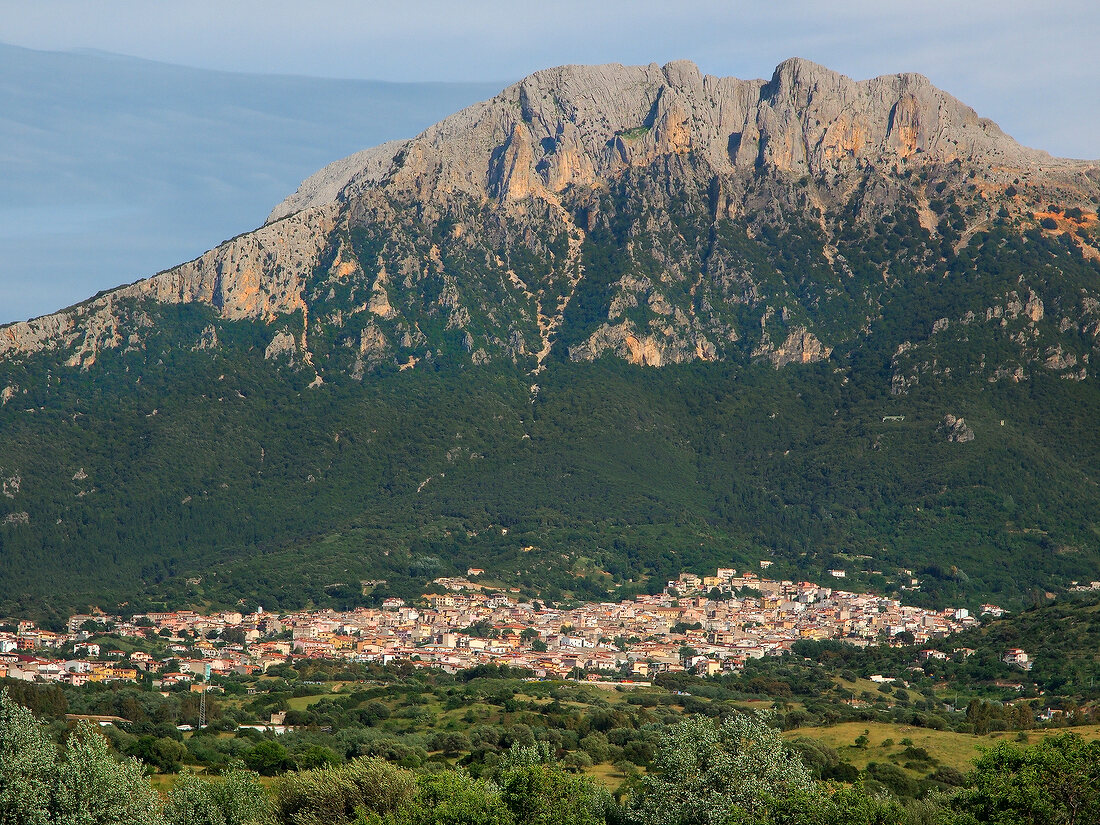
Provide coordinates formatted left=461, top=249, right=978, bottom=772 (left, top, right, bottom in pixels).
left=1, top=208, right=1099, bottom=624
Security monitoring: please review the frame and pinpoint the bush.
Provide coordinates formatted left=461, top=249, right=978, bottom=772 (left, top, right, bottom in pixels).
left=954, top=733, right=1100, bottom=824
left=398, top=770, right=511, bottom=825
left=163, top=769, right=272, bottom=825
left=498, top=764, right=614, bottom=825
left=865, top=762, right=919, bottom=798
left=245, top=741, right=290, bottom=776
left=629, top=712, right=817, bottom=824
left=272, top=757, right=416, bottom=825
left=54, top=723, right=166, bottom=825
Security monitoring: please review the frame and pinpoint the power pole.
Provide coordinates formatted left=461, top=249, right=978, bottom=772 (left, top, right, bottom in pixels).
left=198, top=686, right=207, bottom=729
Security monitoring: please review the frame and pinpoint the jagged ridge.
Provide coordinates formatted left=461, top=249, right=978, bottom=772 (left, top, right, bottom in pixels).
left=3, top=58, right=1098, bottom=377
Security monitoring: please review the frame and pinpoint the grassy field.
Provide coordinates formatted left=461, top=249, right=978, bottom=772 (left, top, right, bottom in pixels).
left=585, top=761, right=634, bottom=790
left=787, top=721, right=1100, bottom=774
left=285, top=692, right=332, bottom=711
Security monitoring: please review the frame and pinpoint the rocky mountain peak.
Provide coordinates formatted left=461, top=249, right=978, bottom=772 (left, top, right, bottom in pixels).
left=267, top=57, right=1092, bottom=226
left=2, top=59, right=1100, bottom=615
left=2, top=58, right=1098, bottom=377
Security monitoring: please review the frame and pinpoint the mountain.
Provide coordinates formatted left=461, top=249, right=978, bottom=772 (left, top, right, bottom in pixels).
left=1, top=59, right=1099, bottom=623
left=0, top=42, right=501, bottom=324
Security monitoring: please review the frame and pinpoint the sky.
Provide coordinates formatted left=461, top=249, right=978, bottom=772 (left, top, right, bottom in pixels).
left=2, top=0, right=1099, bottom=324
left=0, top=48, right=496, bottom=324
left=3, top=0, right=1098, bottom=159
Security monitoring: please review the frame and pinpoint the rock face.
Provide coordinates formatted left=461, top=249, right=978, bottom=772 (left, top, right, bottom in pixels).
left=264, top=330, right=299, bottom=363
left=1, top=205, right=336, bottom=366
left=1, top=58, right=1098, bottom=381
left=277, top=57, right=1085, bottom=213
left=942, top=414, right=975, bottom=443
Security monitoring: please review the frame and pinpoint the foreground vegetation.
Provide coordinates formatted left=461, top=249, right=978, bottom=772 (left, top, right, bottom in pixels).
left=5, top=689, right=1100, bottom=825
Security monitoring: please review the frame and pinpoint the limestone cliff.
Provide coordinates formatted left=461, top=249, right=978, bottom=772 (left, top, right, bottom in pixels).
left=1, top=205, right=336, bottom=366
left=2, top=58, right=1098, bottom=382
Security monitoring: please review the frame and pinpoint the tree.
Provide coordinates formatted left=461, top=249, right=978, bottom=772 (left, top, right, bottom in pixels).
left=679, top=646, right=698, bottom=668
left=0, top=690, right=54, bottom=825
left=498, top=764, right=613, bottom=825
left=272, top=757, right=416, bottom=825
left=295, top=745, right=340, bottom=770
left=124, top=735, right=187, bottom=773
left=398, top=770, right=512, bottom=825
left=954, top=733, right=1100, bottom=824
left=244, top=741, right=289, bottom=776
left=221, top=629, right=247, bottom=646
left=163, top=769, right=272, bottom=825
left=629, top=712, right=818, bottom=825
left=53, top=722, right=166, bottom=825
left=430, top=732, right=471, bottom=757
left=0, top=692, right=164, bottom=825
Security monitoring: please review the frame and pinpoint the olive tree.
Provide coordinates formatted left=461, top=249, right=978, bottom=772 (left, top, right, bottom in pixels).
left=0, top=690, right=165, bottom=825
left=629, top=712, right=818, bottom=825
left=53, top=722, right=166, bottom=825
left=0, top=690, right=54, bottom=825
left=163, top=769, right=272, bottom=825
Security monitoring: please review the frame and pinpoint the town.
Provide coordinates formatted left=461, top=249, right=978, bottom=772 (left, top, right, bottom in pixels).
left=0, top=565, right=1005, bottom=689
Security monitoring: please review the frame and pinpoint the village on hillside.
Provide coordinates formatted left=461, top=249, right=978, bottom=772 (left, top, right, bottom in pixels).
left=0, top=566, right=1007, bottom=691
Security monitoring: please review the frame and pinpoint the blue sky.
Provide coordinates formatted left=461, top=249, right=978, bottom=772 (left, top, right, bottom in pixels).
left=4, top=0, right=1098, bottom=158
left=2, top=0, right=1098, bottom=323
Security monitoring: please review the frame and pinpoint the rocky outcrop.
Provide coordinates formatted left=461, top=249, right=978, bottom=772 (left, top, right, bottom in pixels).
left=267, top=141, right=408, bottom=222
left=264, top=330, right=299, bottom=364
left=1, top=205, right=336, bottom=363
left=194, top=325, right=219, bottom=351
left=135, top=206, right=336, bottom=321
left=347, top=57, right=1096, bottom=219
left=759, top=327, right=832, bottom=368
left=942, top=414, right=975, bottom=443
left=1, top=471, right=19, bottom=498
left=570, top=322, right=711, bottom=367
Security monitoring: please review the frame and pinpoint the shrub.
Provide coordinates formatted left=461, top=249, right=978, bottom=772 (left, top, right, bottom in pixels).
left=272, top=757, right=415, bottom=825
left=163, top=769, right=272, bottom=825
left=499, top=764, right=614, bottom=825
left=629, top=712, right=817, bottom=825
left=398, top=770, right=511, bottom=825
left=0, top=691, right=165, bottom=825
left=954, top=733, right=1100, bottom=824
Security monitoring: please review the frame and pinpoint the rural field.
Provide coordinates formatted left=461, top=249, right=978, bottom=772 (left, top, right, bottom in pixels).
left=786, top=721, right=1100, bottom=773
